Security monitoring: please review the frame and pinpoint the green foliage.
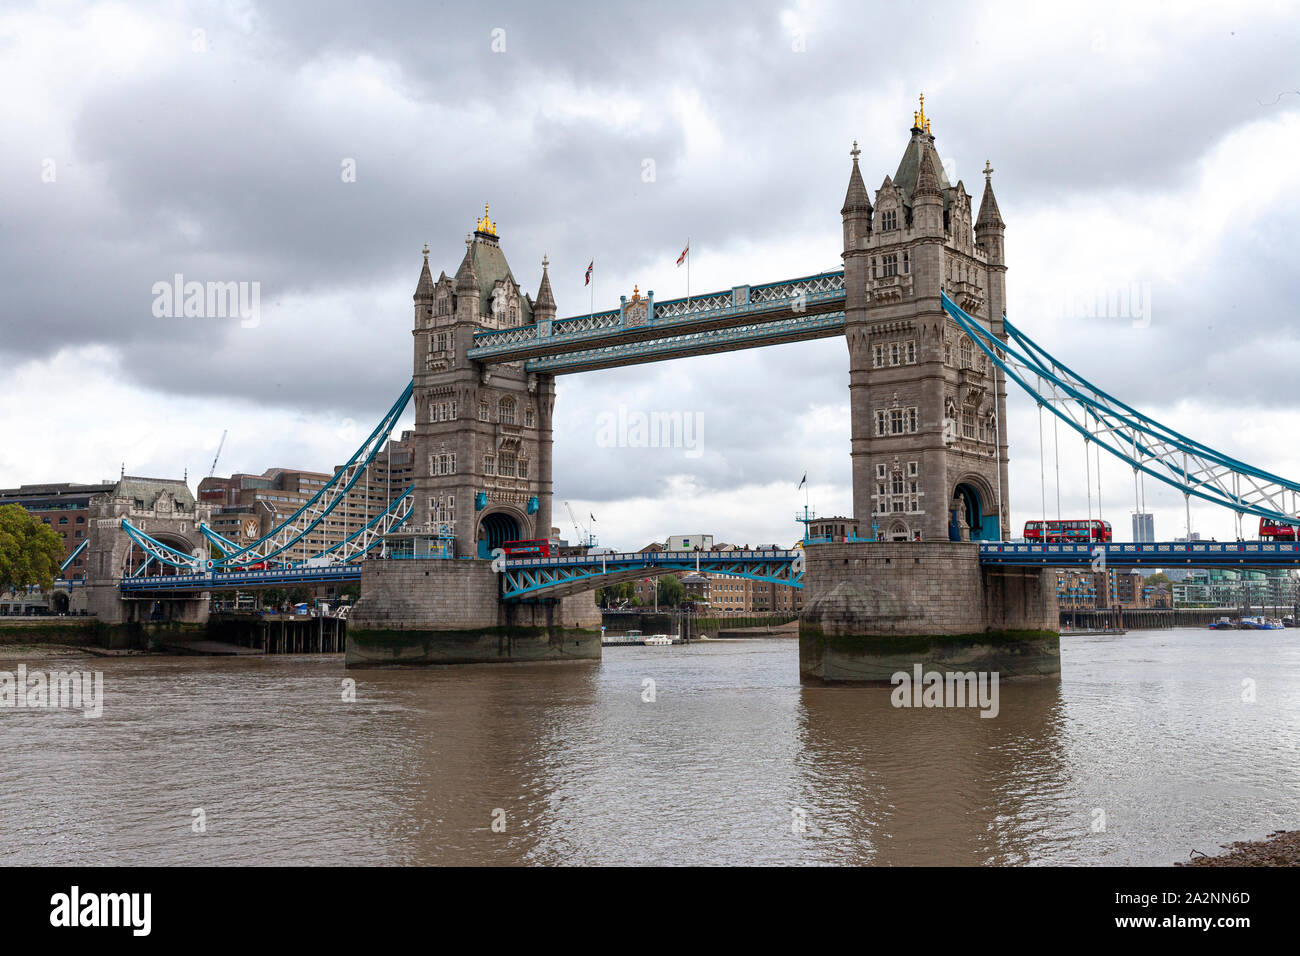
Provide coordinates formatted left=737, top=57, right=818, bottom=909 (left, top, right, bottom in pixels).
left=656, top=575, right=685, bottom=608
left=1144, top=572, right=1172, bottom=588
left=0, top=504, right=66, bottom=596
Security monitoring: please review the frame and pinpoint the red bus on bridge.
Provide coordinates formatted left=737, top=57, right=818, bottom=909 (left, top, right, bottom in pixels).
left=502, top=538, right=562, bottom=558
left=1259, top=516, right=1300, bottom=540
left=1023, top=519, right=1112, bottom=543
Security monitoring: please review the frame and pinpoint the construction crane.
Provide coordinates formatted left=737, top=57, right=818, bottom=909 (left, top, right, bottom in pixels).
left=564, top=501, right=597, bottom=549
left=208, top=429, right=228, bottom=479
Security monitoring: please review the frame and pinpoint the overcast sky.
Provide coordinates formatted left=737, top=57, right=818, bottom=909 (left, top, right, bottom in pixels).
left=2, top=0, right=1299, bottom=549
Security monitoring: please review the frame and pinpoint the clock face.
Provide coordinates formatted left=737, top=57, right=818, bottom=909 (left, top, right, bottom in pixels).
left=244, top=519, right=259, bottom=538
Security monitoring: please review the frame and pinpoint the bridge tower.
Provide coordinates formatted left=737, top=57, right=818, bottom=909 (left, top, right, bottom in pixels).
left=842, top=97, right=1010, bottom=543
left=801, top=99, right=1056, bottom=684
left=346, top=208, right=599, bottom=667
left=409, top=206, right=556, bottom=559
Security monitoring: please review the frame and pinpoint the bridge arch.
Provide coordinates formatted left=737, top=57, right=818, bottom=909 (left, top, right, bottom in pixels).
left=949, top=475, right=1000, bottom=542
left=885, top=518, right=912, bottom=542
left=477, top=509, right=524, bottom=558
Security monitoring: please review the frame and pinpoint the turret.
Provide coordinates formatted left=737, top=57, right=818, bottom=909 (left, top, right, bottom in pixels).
left=534, top=255, right=556, bottom=323
left=841, top=141, right=872, bottom=252
left=975, top=160, right=1005, bottom=265
left=910, top=145, right=945, bottom=236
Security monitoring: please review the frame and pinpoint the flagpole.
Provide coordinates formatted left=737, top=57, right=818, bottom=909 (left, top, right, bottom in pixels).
left=590, top=260, right=594, bottom=319
left=686, top=236, right=691, bottom=309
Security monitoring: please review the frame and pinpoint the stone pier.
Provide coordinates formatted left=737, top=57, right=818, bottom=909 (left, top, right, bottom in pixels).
left=798, top=541, right=1059, bottom=684
left=345, top=559, right=601, bottom=667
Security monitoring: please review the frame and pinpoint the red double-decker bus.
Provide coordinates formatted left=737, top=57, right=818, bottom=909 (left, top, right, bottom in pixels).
left=502, top=538, right=561, bottom=558
left=1259, top=516, right=1300, bottom=540
left=1023, top=519, right=1112, bottom=543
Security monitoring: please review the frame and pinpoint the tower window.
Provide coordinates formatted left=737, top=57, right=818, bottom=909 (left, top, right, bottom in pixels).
left=483, top=456, right=495, bottom=476
left=959, top=337, right=973, bottom=370
left=889, top=343, right=901, bottom=366
left=524, top=407, right=535, bottom=428
left=903, top=252, right=910, bottom=274
left=873, top=344, right=884, bottom=368
left=478, top=401, right=490, bottom=421
left=905, top=340, right=916, bottom=364
left=498, top=398, right=516, bottom=425
left=883, top=254, right=898, bottom=277
left=881, top=209, right=898, bottom=231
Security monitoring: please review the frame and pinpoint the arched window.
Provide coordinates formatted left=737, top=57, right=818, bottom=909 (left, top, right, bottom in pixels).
left=959, top=336, right=973, bottom=370
left=498, top=397, right=516, bottom=425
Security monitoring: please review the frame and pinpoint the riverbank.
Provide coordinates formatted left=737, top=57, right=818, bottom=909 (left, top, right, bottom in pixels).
left=1177, top=829, right=1300, bottom=866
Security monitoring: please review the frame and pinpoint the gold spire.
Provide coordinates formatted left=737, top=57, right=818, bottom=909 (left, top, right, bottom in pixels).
left=631, top=284, right=640, bottom=301
left=913, top=93, right=930, bottom=133
left=475, top=203, right=497, bottom=236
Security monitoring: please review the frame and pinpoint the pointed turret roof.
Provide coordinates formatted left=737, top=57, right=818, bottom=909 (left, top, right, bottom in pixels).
left=414, top=243, right=435, bottom=300
left=912, top=146, right=943, bottom=201
left=536, top=255, right=555, bottom=311
left=454, top=235, right=478, bottom=292
left=976, top=161, right=1004, bottom=229
left=841, top=141, right=872, bottom=215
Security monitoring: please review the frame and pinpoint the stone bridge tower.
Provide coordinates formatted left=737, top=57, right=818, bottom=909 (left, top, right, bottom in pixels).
left=841, top=97, right=1010, bottom=543
left=409, top=206, right=555, bottom=559
left=77, top=477, right=211, bottom=625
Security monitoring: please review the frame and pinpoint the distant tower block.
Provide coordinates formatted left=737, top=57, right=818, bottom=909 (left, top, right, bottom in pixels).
left=841, top=96, right=1009, bottom=544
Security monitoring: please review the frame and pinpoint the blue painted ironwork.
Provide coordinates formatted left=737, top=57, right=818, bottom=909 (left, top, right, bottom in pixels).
left=980, top=540, right=1300, bottom=568
left=119, top=564, right=362, bottom=592
left=121, top=518, right=203, bottom=571
left=59, top=538, right=88, bottom=573
left=498, top=549, right=802, bottom=600
left=521, top=311, right=847, bottom=374
left=466, top=270, right=845, bottom=368
left=200, top=381, right=413, bottom=567
left=941, top=292, right=1300, bottom=527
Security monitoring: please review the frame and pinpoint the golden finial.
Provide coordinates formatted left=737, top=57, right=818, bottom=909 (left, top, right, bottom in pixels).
left=422, top=242, right=429, bottom=258
left=632, top=284, right=640, bottom=301
left=915, top=92, right=930, bottom=133
left=475, top=203, right=497, bottom=236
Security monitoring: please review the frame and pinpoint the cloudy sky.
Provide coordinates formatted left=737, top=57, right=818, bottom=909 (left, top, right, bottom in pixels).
left=2, top=0, right=1298, bottom=549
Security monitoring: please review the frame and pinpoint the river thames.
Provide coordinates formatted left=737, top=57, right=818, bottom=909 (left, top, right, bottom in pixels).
left=2, top=629, right=1297, bottom=866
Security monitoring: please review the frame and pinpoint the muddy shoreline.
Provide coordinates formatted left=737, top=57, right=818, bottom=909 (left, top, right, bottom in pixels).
left=1178, top=830, right=1300, bottom=866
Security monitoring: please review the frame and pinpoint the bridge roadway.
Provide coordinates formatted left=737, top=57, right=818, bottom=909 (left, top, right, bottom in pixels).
left=980, top=540, right=1300, bottom=567
left=114, top=541, right=1300, bottom=599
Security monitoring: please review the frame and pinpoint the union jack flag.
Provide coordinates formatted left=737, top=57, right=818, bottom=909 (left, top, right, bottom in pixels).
left=584, top=261, right=593, bottom=286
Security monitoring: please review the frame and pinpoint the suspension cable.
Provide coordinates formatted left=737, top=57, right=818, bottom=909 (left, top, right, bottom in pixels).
left=1038, top=399, right=1047, bottom=532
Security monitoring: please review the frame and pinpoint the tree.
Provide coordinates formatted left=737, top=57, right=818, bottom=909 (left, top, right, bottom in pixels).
left=0, top=504, right=66, bottom=597
left=657, top=575, right=685, bottom=608
left=1144, top=572, right=1172, bottom=589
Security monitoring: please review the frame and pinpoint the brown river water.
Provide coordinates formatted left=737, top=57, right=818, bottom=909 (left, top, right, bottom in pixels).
left=2, top=629, right=1297, bottom=865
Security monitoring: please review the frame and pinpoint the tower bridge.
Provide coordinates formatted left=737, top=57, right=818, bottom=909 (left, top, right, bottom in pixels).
left=84, top=98, right=1300, bottom=678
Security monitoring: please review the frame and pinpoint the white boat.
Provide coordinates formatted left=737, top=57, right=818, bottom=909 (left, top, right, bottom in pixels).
left=643, top=634, right=674, bottom=646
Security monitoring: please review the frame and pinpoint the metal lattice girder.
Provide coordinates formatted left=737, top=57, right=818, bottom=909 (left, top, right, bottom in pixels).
left=312, top=487, right=413, bottom=564
left=466, top=269, right=846, bottom=366
left=120, top=518, right=203, bottom=572
left=202, top=381, right=414, bottom=568
left=59, top=538, right=88, bottom=573
left=119, top=564, right=362, bottom=592
left=521, top=311, right=848, bottom=375
left=940, top=292, right=1300, bottom=525
left=981, top=540, right=1300, bottom=568
left=499, top=549, right=803, bottom=600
